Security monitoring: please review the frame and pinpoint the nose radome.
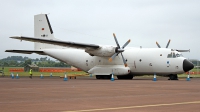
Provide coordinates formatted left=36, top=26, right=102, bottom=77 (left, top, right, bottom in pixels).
left=183, top=59, right=194, bottom=72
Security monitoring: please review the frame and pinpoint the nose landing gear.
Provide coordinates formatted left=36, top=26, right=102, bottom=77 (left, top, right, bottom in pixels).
left=168, top=74, right=178, bottom=80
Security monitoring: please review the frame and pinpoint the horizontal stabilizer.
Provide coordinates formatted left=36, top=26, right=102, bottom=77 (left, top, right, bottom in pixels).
left=5, top=50, right=45, bottom=55
left=10, top=36, right=100, bottom=49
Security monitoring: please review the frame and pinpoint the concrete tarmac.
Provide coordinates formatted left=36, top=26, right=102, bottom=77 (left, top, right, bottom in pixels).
left=0, top=76, right=200, bottom=112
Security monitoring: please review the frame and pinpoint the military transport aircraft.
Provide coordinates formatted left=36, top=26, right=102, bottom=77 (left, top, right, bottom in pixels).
left=6, top=14, right=194, bottom=80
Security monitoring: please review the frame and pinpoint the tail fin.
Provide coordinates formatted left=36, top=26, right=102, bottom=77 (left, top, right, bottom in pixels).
left=34, top=14, right=58, bottom=50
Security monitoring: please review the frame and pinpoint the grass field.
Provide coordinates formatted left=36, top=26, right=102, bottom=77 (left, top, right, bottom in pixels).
left=1, top=67, right=200, bottom=78
left=0, top=67, right=88, bottom=77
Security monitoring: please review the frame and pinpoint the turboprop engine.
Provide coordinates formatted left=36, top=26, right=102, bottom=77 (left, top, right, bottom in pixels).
left=85, top=46, right=116, bottom=57
left=86, top=33, right=131, bottom=67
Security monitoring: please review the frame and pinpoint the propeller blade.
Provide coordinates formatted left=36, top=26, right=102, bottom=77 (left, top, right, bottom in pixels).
left=166, top=39, right=171, bottom=48
left=176, top=49, right=190, bottom=52
left=110, top=33, right=129, bottom=67
left=122, top=39, right=131, bottom=49
left=156, top=41, right=161, bottom=48
left=113, top=33, right=120, bottom=48
left=109, top=53, right=118, bottom=62
left=121, top=53, right=128, bottom=67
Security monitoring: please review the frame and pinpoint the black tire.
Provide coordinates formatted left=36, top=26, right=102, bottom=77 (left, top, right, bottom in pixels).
left=117, top=75, right=133, bottom=80
left=169, top=74, right=178, bottom=80
left=96, top=75, right=111, bottom=79
left=96, top=75, right=102, bottom=79
left=103, top=75, right=111, bottom=79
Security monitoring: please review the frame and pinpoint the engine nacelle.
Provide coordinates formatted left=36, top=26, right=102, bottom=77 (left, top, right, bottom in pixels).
left=88, top=65, right=130, bottom=75
left=85, top=46, right=116, bottom=57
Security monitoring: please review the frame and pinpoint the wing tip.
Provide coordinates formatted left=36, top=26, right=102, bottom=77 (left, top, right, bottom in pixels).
left=10, top=36, right=22, bottom=39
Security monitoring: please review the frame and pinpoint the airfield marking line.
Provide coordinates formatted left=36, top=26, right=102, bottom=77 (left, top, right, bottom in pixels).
left=63, top=101, right=200, bottom=112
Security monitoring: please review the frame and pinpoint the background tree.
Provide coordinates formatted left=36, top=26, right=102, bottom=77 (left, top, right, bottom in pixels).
left=24, top=59, right=32, bottom=66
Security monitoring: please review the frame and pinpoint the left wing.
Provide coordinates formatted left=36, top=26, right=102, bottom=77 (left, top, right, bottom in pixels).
left=5, top=50, right=45, bottom=55
left=10, top=36, right=100, bottom=49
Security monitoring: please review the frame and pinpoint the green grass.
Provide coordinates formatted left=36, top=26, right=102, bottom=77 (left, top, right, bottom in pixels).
left=6, top=71, right=88, bottom=77
left=1, top=67, right=88, bottom=77
left=178, top=74, right=200, bottom=78
left=178, top=68, right=200, bottom=77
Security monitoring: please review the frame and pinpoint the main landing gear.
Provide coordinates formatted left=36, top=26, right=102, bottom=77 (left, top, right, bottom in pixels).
left=96, top=75, right=133, bottom=80
left=96, top=75, right=111, bottom=79
left=168, top=74, right=178, bottom=80
left=117, top=75, right=133, bottom=80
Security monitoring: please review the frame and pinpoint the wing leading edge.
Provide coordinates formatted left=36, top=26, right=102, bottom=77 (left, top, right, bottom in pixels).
left=10, top=36, right=100, bottom=49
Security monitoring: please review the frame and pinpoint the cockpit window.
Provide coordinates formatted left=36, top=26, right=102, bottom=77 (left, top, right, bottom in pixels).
left=176, top=53, right=183, bottom=57
left=176, top=54, right=180, bottom=57
left=172, top=53, right=176, bottom=58
left=168, top=52, right=184, bottom=58
left=167, top=54, right=172, bottom=58
left=167, top=52, right=177, bottom=58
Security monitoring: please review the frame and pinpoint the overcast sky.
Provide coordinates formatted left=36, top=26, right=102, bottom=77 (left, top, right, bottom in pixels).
left=1, top=0, right=200, bottom=60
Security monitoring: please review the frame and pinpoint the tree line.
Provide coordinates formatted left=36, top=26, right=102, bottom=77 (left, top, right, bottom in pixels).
left=0, top=56, right=70, bottom=67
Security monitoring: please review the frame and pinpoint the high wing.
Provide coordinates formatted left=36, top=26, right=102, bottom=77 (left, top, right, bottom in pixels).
left=10, top=36, right=100, bottom=49
left=5, top=50, right=45, bottom=55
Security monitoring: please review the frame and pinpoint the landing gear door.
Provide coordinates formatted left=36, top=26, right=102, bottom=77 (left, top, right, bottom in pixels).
left=129, top=61, right=137, bottom=71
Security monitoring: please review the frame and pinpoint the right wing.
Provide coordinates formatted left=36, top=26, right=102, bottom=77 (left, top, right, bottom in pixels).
left=10, top=36, right=100, bottom=49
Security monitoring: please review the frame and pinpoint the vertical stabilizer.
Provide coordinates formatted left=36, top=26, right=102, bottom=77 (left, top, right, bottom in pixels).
left=34, top=14, right=58, bottom=50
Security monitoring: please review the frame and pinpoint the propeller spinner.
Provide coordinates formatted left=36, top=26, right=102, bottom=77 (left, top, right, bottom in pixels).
left=109, top=33, right=131, bottom=67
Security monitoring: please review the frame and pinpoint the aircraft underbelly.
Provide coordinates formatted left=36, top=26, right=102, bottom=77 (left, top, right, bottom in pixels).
left=43, top=49, right=89, bottom=71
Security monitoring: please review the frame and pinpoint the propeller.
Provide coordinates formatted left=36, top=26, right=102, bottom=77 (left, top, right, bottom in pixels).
left=108, top=33, right=131, bottom=67
left=156, top=39, right=190, bottom=52
left=156, top=39, right=171, bottom=48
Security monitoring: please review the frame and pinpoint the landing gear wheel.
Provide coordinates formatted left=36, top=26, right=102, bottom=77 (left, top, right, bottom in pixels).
left=117, top=75, right=133, bottom=80
left=96, top=75, right=111, bottom=79
left=103, top=75, right=111, bottom=79
left=96, top=75, right=102, bottom=79
left=168, top=74, right=178, bottom=80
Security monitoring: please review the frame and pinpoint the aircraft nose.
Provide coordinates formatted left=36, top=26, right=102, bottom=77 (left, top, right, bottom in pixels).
left=183, top=59, right=194, bottom=72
